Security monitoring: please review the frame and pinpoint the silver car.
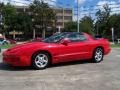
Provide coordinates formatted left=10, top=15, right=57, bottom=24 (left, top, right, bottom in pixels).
left=0, top=38, right=9, bottom=45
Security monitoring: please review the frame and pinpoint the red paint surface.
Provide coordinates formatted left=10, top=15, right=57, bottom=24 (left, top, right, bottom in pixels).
left=3, top=33, right=111, bottom=66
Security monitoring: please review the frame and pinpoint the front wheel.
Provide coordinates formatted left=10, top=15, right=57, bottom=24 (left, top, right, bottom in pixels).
left=32, top=52, right=50, bottom=70
left=92, top=48, right=104, bottom=63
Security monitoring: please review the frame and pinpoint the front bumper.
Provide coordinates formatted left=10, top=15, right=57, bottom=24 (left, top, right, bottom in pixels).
left=3, top=53, right=30, bottom=66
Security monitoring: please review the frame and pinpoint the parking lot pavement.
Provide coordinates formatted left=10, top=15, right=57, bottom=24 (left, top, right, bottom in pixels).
left=0, top=48, right=120, bottom=90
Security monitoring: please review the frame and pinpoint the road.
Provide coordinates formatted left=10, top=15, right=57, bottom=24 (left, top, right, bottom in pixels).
left=0, top=48, right=120, bottom=90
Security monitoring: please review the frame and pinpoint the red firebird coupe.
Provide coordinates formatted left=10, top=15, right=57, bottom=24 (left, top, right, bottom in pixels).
left=3, top=32, right=111, bottom=69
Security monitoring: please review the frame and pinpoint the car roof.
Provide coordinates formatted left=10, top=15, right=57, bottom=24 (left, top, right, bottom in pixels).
left=62, top=32, right=84, bottom=35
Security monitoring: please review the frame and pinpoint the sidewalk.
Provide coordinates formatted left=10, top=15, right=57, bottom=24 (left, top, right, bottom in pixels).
left=0, top=49, right=7, bottom=56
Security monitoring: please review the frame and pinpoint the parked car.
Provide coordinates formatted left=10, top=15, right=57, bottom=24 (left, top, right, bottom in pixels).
left=0, top=38, right=9, bottom=45
left=7, top=39, right=16, bottom=44
left=3, top=32, right=111, bottom=70
left=32, top=37, right=43, bottom=42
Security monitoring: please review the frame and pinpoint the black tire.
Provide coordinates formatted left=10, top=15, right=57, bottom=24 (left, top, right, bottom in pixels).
left=32, top=52, right=50, bottom=70
left=92, top=48, right=104, bottom=63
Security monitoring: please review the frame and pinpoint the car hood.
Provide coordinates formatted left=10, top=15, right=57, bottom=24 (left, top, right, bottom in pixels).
left=6, top=42, right=48, bottom=53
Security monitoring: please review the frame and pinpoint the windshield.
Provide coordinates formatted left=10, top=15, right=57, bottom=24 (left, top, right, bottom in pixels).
left=43, top=33, right=68, bottom=43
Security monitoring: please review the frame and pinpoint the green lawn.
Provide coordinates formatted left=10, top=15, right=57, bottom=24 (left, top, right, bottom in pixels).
left=111, top=44, right=120, bottom=48
left=0, top=44, right=14, bottom=49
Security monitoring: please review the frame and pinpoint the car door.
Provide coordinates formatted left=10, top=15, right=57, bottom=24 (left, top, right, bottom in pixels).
left=58, top=33, right=91, bottom=62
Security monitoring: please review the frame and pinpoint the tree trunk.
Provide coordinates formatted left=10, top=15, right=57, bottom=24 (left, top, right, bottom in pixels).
left=33, top=29, right=36, bottom=39
left=13, top=30, right=16, bottom=39
left=42, top=29, right=45, bottom=38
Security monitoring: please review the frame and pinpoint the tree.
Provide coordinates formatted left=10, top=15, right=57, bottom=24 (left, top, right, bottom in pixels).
left=64, top=16, right=94, bottom=35
left=29, top=0, right=56, bottom=38
left=95, top=4, right=111, bottom=38
left=15, top=13, right=32, bottom=34
left=108, top=14, right=120, bottom=39
left=2, top=3, right=16, bottom=34
left=0, top=3, right=4, bottom=33
left=0, top=3, right=4, bottom=13
left=79, top=16, right=94, bottom=35
left=2, top=3, right=32, bottom=39
left=64, top=21, right=77, bottom=32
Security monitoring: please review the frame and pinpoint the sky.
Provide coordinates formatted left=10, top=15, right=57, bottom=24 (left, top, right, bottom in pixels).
left=1, top=0, right=120, bottom=20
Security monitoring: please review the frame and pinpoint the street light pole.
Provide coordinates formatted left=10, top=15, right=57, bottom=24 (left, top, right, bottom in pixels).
left=77, top=0, right=79, bottom=32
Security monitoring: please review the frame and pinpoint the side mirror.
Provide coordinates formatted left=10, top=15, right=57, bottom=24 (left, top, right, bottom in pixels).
left=61, top=38, right=71, bottom=45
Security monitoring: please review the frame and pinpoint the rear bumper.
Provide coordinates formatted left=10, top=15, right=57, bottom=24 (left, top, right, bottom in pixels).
left=104, top=47, right=111, bottom=55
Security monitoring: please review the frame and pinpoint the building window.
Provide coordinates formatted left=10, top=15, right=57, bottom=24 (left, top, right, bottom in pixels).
left=25, top=9, right=29, bottom=12
left=57, top=16, right=63, bottom=19
left=56, top=9, right=63, bottom=14
left=64, top=10, right=72, bottom=14
left=16, top=8, right=24, bottom=12
left=56, top=22, right=63, bottom=26
left=64, top=16, right=72, bottom=20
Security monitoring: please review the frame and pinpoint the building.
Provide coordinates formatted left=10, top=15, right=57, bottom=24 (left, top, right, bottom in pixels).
left=55, top=8, right=73, bottom=30
left=7, top=6, right=73, bottom=39
left=15, top=6, right=73, bottom=30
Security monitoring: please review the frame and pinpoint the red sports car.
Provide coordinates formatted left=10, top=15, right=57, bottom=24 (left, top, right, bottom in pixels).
left=3, top=32, right=111, bottom=69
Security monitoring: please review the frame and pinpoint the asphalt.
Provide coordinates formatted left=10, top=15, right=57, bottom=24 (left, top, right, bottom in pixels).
left=0, top=48, right=120, bottom=90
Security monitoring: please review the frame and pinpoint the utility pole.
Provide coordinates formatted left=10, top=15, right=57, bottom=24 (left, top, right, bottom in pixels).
left=33, top=29, right=35, bottom=39
left=32, top=18, right=36, bottom=39
left=111, top=27, right=115, bottom=44
left=77, top=0, right=79, bottom=32
left=58, top=26, right=61, bottom=33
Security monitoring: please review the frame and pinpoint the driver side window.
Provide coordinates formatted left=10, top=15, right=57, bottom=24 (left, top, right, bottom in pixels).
left=67, top=33, right=87, bottom=42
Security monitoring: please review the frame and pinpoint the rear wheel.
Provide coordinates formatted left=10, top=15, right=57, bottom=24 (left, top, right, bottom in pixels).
left=32, top=52, right=50, bottom=70
left=92, top=48, right=104, bottom=63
